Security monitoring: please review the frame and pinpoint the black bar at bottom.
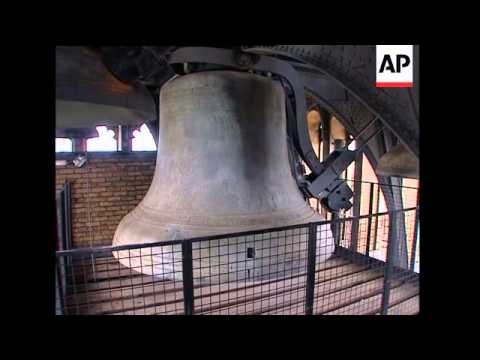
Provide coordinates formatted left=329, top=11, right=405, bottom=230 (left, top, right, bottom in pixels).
left=305, top=223, right=317, bottom=315
left=182, top=241, right=195, bottom=315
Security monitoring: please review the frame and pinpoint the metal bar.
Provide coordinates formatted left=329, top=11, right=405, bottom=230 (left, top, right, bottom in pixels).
left=305, top=223, right=317, bottom=315
left=321, top=110, right=331, bottom=164
left=365, top=183, right=375, bottom=257
left=391, top=177, right=408, bottom=269
left=381, top=210, right=399, bottom=315
left=56, top=191, right=65, bottom=251
left=340, top=213, right=347, bottom=247
left=330, top=136, right=342, bottom=245
left=340, top=178, right=419, bottom=191
left=373, top=184, right=381, bottom=251
left=350, top=151, right=364, bottom=252
left=61, top=182, right=73, bottom=297
left=410, top=190, right=420, bottom=272
left=316, top=111, right=322, bottom=213
left=181, top=241, right=195, bottom=315
left=63, top=181, right=73, bottom=250
left=55, top=261, right=65, bottom=315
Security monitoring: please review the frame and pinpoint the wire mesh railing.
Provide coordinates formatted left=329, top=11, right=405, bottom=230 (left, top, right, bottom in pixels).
left=55, top=207, right=420, bottom=316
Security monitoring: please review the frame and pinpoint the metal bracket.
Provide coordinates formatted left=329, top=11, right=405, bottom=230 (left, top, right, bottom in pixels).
left=168, top=47, right=359, bottom=212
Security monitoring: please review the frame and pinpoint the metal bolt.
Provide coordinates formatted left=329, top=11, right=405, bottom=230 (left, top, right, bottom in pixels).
left=236, top=53, right=253, bottom=68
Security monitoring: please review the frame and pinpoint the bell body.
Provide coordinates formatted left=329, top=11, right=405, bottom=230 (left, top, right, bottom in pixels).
left=113, top=71, right=334, bottom=283
left=56, top=46, right=155, bottom=132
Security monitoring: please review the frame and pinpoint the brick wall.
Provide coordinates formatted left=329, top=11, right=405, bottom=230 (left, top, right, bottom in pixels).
left=55, top=152, right=156, bottom=248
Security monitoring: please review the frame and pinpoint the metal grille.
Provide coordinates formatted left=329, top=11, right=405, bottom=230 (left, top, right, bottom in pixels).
left=56, top=209, right=420, bottom=316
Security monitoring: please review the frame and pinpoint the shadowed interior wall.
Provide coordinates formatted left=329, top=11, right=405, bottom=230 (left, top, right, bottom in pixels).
left=55, top=152, right=156, bottom=248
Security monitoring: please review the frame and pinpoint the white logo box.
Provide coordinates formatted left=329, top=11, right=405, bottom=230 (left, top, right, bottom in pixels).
left=376, top=45, right=414, bottom=88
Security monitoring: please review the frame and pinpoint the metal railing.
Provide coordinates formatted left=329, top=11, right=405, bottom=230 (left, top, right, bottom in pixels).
left=55, top=206, right=420, bottom=316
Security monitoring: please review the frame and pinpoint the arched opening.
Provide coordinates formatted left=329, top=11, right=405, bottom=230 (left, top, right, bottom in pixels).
left=56, top=138, right=73, bottom=153
left=132, top=124, right=157, bottom=151
left=86, top=126, right=117, bottom=152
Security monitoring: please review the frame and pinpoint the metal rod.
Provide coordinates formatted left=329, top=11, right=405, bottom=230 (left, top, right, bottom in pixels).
left=55, top=260, right=66, bottom=315
left=373, top=184, right=381, bottom=252
left=366, top=183, right=375, bottom=257
left=410, top=190, right=420, bottom=272
left=62, top=182, right=73, bottom=296
left=341, top=213, right=347, bottom=247
left=63, top=181, right=73, bottom=250
left=181, top=241, right=195, bottom=315
left=350, top=151, right=364, bottom=252
left=381, top=209, right=399, bottom=315
left=330, top=136, right=342, bottom=244
left=316, top=112, right=322, bottom=213
left=340, top=178, right=419, bottom=191
left=305, top=223, right=317, bottom=315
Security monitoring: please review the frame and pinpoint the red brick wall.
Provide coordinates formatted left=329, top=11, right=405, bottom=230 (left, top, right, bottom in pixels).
left=55, top=152, right=156, bottom=248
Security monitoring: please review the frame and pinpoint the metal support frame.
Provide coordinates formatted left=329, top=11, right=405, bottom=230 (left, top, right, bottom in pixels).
left=305, top=223, right=318, bottom=315
left=168, top=47, right=360, bottom=212
left=181, top=241, right=194, bottom=315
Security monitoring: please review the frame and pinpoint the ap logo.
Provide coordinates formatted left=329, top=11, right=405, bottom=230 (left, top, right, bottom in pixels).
left=376, top=45, right=414, bottom=88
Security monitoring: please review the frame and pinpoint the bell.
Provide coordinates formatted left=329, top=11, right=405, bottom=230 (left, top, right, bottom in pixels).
left=56, top=46, right=156, bottom=132
left=113, top=70, right=334, bottom=284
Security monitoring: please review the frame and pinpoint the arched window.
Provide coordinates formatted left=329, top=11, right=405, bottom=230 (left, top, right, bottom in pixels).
left=56, top=138, right=73, bottom=152
left=87, top=126, right=117, bottom=152
left=132, top=124, right=157, bottom=151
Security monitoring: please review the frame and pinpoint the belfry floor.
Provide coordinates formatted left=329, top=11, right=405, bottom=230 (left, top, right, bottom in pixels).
left=63, top=252, right=420, bottom=315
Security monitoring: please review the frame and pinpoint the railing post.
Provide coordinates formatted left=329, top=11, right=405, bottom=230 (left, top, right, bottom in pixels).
left=55, top=260, right=65, bottom=315
left=365, top=183, right=375, bottom=257
left=305, top=223, right=317, bottom=315
left=63, top=181, right=73, bottom=251
left=350, top=152, right=364, bottom=252
left=410, top=190, right=420, bottom=272
left=372, top=184, right=381, bottom=252
left=181, top=241, right=195, bottom=315
left=381, top=210, right=398, bottom=315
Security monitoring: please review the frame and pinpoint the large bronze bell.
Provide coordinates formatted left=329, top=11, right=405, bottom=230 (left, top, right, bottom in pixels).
left=55, top=46, right=155, bottom=133
left=113, top=70, right=334, bottom=284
